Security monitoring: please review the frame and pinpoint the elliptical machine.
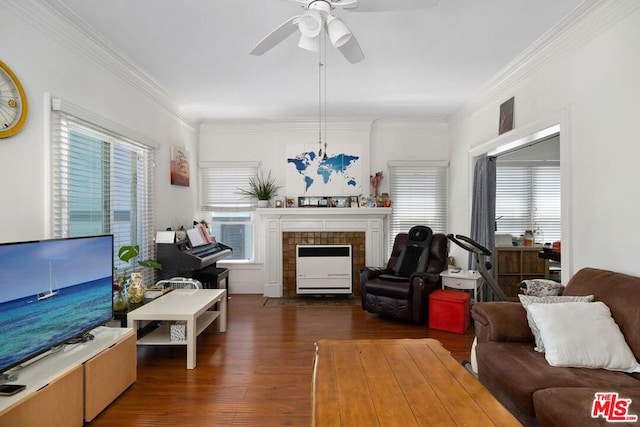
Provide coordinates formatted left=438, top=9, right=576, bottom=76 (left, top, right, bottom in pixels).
left=446, top=234, right=507, bottom=302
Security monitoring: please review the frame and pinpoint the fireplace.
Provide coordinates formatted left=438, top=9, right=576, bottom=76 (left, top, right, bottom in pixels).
left=257, top=207, right=391, bottom=297
left=282, top=232, right=365, bottom=297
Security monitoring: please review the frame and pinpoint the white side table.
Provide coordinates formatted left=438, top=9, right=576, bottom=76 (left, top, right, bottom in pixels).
left=440, top=270, right=483, bottom=302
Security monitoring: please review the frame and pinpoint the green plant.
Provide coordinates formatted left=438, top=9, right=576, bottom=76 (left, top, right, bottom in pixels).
left=117, top=245, right=162, bottom=284
left=238, top=170, right=282, bottom=201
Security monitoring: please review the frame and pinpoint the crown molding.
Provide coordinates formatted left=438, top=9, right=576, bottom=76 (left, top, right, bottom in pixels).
left=201, top=117, right=376, bottom=135
left=200, top=119, right=275, bottom=128
left=448, top=0, right=640, bottom=126
left=199, top=119, right=276, bottom=135
left=7, top=0, right=198, bottom=131
left=273, top=117, right=375, bottom=132
left=371, top=118, right=448, bottom=133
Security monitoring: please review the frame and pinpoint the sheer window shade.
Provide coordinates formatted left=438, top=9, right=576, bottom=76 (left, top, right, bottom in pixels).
left=200, top=162, right=259, bottom=210
left=496, top=166, right=560, bottom=243
left=51, top=107, right=156, bottom=282
left=388, top=162, right=448, bottom=255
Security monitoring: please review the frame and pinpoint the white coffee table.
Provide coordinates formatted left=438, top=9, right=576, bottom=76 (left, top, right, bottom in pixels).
left=127, top=288, right=226, bottom=369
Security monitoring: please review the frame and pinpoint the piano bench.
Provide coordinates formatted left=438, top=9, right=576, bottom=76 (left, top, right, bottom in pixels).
left=194, top=267, right=229, bottom=300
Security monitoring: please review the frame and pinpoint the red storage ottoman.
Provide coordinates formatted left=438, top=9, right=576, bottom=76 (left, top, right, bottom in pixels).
left=429, top=289, right=470, bottom=334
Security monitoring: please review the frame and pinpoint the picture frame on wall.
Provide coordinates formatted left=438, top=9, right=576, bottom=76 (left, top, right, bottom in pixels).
left=170, top=145, right=190, bottom=187
left=499, top=97, right=514, bottom=135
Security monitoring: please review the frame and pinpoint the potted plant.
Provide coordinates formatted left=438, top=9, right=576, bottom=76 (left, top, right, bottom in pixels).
left=117, top=245, right=162, bottom=303
left=238, top=170, right=282, bottom=208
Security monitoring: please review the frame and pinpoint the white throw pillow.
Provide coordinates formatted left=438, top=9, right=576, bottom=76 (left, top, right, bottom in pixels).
left=518, top=294, right=594, bottom=352
left=527, top=301, right=640, bottom=373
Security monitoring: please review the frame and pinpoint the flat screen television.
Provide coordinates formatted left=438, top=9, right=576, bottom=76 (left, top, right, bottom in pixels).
left=0, top=235, right=114, bottom=376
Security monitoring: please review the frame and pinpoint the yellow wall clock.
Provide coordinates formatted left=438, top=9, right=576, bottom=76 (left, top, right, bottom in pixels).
left=0, top=59, right=28, bottom=138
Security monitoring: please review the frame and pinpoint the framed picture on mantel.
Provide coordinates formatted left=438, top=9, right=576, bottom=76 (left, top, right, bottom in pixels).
left=297, top=196, right=350, bottom=208
left=286, top=197, right=295, bottom=208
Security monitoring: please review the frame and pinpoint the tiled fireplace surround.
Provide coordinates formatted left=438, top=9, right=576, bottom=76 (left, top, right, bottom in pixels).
left=282, top=232, right=366, bottom=297
left=257, top=208, right=392, bottom=297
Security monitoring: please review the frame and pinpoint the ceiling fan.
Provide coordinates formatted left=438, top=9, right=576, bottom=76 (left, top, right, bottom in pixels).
left=249, top=0, right=438, bottom=64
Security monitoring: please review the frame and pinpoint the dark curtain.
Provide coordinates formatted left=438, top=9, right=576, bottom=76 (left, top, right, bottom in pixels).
left=469, top=156, right=496, bottom=270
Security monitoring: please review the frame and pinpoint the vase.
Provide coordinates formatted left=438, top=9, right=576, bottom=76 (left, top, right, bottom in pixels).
left=113, top=289, right=129, bottom=312
left=257, top=199, right=269, bottom=208
left=128, top=272, right=146, bottom=304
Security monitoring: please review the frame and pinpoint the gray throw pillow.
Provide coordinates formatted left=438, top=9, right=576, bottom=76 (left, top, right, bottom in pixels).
left=518, top=294, right=595, bottom=352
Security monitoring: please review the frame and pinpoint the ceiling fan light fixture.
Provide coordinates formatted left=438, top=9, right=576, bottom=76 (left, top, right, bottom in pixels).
left=326, top=15, right=352, bottom=48
left=298, top=34, right=319, bottom=52
left=298, top=9, right=323, bottom=38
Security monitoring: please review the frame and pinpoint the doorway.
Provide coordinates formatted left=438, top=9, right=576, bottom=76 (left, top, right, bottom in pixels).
left=469, top=115, right=571, bottom=285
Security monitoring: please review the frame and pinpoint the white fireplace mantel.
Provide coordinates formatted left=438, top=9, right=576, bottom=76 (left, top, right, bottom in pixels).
left=256, top=208, right=392, bottom=297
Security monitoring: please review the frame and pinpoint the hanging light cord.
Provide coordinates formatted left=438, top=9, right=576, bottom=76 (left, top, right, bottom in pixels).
left=318, top=32, right=323, bottom=158
left=316, top=25, right=329, bottom=160
left=323, top=29, right=328, bottom=160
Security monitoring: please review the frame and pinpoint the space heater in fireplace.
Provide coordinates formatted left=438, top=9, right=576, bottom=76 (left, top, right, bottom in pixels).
left=296, top=244, right=352, bottom=294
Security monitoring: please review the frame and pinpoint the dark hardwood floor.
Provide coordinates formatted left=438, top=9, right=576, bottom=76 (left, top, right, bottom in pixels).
left=87, top=295, right=475, bottom=426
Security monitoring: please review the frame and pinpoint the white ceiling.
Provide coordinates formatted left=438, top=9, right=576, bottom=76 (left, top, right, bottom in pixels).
left=56, top=0, right=584, bottom=121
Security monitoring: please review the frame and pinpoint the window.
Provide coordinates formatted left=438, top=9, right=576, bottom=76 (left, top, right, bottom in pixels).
left=50, top=99, right=156, bottom=281
left=199, top=162, right=258, bottom=261
left=388, top=161, right=448, bottom=255
left=495, top=165, right=561, bottom=243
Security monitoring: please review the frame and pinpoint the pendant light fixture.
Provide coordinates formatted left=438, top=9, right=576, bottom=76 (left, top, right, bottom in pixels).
left=294, top=1, right=358, bottom=161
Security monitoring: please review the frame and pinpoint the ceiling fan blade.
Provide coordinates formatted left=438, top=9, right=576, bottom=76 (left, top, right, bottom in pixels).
left=249, top=15, right=301, bottom=56
left=337, top=33, right=364, bottom=64
left=345, top=0, right=438, bottom=12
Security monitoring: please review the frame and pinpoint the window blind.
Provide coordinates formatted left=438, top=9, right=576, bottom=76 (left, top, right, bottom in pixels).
left=200, top=162, right=259, bottom=210
left=388, top=162, right=448, bottom=255
left=51, top=109, right=156, bottom=282
left=496, top=165, right=560, bottom=243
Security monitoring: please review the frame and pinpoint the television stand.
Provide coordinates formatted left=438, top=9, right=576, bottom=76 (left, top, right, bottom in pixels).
left=0, top=326, right=136, bottom=426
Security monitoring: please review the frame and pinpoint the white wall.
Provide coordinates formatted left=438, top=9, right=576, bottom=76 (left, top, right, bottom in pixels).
left=200, top=119, right=371, bottom=198
left=448, top=2, right=640, bottom=281
left=370, top=118, right=449, bottom=195
left=199, top=118, right=449, bottom=293
left=0, top=2, right=198, bottom=243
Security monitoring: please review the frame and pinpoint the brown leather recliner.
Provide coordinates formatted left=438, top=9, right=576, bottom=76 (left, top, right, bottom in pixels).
left=360, top=228, right=449, bottom=323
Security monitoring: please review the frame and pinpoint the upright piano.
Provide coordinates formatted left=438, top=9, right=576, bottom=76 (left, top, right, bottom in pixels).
left=156, top=240, right=232, bottom=280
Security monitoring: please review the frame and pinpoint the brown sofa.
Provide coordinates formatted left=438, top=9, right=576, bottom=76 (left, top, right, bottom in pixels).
left=471, top=268, right=640, bottom=426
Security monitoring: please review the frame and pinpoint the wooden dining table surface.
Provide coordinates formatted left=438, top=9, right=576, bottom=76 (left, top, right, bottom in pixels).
left=311, top=338, right=521, bottom=426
